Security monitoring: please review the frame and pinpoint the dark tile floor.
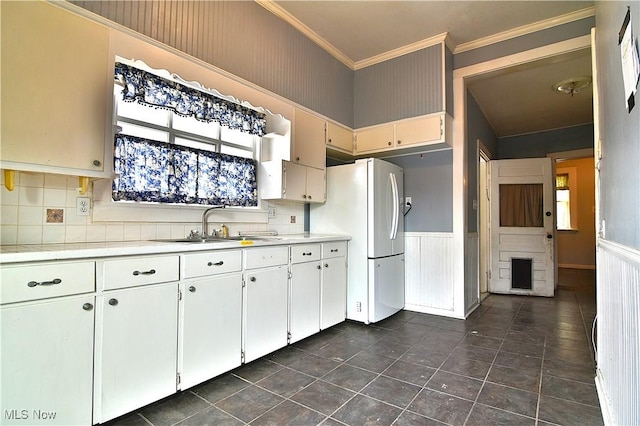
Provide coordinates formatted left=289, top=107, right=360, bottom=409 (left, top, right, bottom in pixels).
left=105, top=268, right=603, bottom=426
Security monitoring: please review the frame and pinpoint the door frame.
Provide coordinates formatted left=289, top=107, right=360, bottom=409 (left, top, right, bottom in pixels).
left=478, top=142, right=491, bottom=299
left=452, top=35, right=591, bottom=314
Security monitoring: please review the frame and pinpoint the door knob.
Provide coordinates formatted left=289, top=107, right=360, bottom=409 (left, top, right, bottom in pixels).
left=545, top=211, right=552, bottom=217
left=546, top=233, right=553, bottom=239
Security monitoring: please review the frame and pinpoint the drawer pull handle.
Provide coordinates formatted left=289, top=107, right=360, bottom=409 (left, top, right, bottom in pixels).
left=108, top=298, right=118, bottom=306
left=189, top=286, right=196, bottom=293
left=331, top=249, right=339, bottom=253
left=82, top=303, right=94, bottom=311
left=207, top=261, right=224, bottom=267
left=133, top=269, right=156, bottom=276
left=27, top=278, right=62, bottom=287
left=303, top=252, right=312, bottom=256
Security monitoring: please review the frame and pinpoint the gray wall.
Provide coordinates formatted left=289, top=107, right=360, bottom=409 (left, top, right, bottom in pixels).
left=72, top=0, right=355, bottom=127
left=454, top=17, right=596, bottom=69
left=497, top=124, right=594, bottom=159
left=595, top=2, right=640, bottom=249
left=466, top=91, right=498, bottom=233
left=354, top=44, right=444, bottom=128
left=388, top=151, right=453, bottom=232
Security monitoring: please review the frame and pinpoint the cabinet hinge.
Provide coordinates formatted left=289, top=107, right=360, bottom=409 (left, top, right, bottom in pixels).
left=288, top=270, right=293, bottom=279
left=287, top=331, right=291, bottom=344
left=176, top=373, right=181, bottom=386
left=488, top=270, right=492, bottom=279
left=241, top=351, right=245, bottom=363
left=242, top=278, right=246, bottom=288
left=178, top=289, right=183, bottom=300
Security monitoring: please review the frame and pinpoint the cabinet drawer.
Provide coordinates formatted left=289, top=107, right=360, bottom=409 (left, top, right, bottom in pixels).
left=1, top=261, right=95, bottom=304
left=103, top=255, right=179, bottom=290
left=291, top=244, right=321, bottom=263
left=184, top=250, right=242, bottom=279
left=323, top=241, right=347, bottom=259
left=244, top=246, right=289, bottom=269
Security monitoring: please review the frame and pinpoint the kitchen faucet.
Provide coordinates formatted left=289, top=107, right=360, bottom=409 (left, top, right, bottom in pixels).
left=200, top=205, right=226, bottom=238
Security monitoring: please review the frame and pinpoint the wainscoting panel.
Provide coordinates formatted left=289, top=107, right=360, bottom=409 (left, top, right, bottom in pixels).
left=595, top=239, right=640, bottom=426
left=465, top=233, right=479, bottom=315
left=405, top=232, right=455, bottom=317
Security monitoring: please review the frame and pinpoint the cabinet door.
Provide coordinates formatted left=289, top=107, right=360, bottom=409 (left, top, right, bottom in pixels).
left=1, top=1, right=109, bottom=174
left=355, top=125, right=395, bottom=154
left=97, top=283, right=178, bottom=423
left=289, top=262, right=321, bottom=344
left=244, top=266, right=288, bottom=363
left=293, top=109, right=326, bottom=169
left=283, top=161, right=307, bottom=202
left=181, top=274, right=243, bottom=389
left=321, top=257, right=347, bottom=330
left=395, top=115, right=443, bottom=147
left=326, top=122, right=354, bottom=153
left=305, top=166, right=326, bottom=203
left=1, top=295, right=95, bottom=425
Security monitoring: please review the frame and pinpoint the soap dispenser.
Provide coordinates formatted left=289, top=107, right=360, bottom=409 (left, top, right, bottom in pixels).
left=221, top=224, right=229, bottom=238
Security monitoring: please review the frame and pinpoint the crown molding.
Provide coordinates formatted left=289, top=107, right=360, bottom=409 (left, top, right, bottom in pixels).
left=454, top=6, right=595, bottom=54
left=354, top=33, right=448, bottom=70
left=255, top=0, right=355, bottom=69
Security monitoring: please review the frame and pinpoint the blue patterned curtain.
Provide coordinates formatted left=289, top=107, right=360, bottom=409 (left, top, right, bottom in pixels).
left=113, top=134, right=258, bottom=207
left=115, top=62, right=266, bottom=136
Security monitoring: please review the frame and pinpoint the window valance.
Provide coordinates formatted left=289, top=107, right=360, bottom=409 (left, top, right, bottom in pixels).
left=113, top=134, right=258, bottom=207
left=114, top=62, right=266, bottom=136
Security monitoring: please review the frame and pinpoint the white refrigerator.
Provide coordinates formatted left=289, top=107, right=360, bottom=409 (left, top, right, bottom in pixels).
left=310, top=158, right=404, bottom=324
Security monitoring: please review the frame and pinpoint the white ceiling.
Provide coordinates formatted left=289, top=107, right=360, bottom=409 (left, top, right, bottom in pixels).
left=261, top=1, right=595, bottom=138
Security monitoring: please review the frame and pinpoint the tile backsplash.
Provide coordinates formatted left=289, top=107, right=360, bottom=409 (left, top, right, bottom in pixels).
left=0, top=171, right=304, bottom=245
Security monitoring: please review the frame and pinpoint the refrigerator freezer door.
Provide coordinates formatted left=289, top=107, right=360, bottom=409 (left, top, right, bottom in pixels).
left=368, top=159, right=404, bottom=258
left=368, top=254, right=405, bottom=323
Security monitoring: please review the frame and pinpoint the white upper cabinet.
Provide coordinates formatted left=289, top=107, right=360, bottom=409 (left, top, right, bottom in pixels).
left=354, top=112, right=451, bottom=155
left=292, top=108, right=327, bottom=170
left=326, top=121, right=354, bottom=153
left=0, top=1, right=110, bottom=177
left=259, top=160, right=326, bottom=203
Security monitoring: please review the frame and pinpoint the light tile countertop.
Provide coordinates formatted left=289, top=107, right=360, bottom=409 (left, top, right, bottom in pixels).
left=0, top=234, right=350, bottom=264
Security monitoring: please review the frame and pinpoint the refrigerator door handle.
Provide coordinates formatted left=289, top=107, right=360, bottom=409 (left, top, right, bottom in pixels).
left=390, top=172, right=399, bottom=240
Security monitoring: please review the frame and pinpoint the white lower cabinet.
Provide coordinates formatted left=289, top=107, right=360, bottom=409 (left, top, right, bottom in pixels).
left=96, top=282, right=179, bottom=424
left=1, top=295, right=95, bottom=425
left=321, top=242, right=348, bottom=329
left=289, top=244, right=321, bottom=344
left=181, top=273, right=243, bottom=389
left=243, top=266, right=289, bottom=363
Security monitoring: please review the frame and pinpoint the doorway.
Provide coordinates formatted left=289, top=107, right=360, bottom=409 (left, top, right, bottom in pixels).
left=478, top=147, right=490, bottom=300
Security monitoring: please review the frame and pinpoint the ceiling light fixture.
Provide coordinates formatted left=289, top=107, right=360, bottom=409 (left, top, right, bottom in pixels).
left=552, top=76, right=592, bottom=97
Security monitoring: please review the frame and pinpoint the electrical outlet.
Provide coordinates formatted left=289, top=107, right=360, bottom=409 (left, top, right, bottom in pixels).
left=76, top=197, right=90, bottom=216
left=405, top=196, right=412, bottom=207
left=268, top=207, right=277, bottom=218
left=356, top=301, right=362, bottom=312
left=290, top=215, right=296, bottom=224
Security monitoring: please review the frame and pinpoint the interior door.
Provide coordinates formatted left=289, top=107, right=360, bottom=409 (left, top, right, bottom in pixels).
left=489, top=158, right=555, bottom=296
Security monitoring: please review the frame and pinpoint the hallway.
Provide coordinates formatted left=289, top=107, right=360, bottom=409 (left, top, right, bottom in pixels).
left=105, top=268, right=602, bottom=426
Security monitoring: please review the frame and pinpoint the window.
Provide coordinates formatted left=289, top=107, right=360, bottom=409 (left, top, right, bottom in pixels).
left=112, top=60, right=265, bottom=206
left=556, top=167, right=578, bottom=230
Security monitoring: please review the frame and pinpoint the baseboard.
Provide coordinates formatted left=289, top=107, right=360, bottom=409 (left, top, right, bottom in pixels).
left=404, top=304, right=465, bottom=320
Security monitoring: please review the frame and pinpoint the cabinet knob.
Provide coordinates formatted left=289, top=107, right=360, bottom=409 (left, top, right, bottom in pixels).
left=397, top=140, right=402, bottom=145
left=303, top=194, right=307, bottom=199
left=308, top=195, right=312, bottom=200
left=82, top=303, right=94, bottom=311
left=296, top=156, right=300, bottom=161
left=250, top=276, right=256, bottom=282
left=317, top=265, right=322, bottom=270
left=387, top=141, right=392, bottom=146
left=108, top=298, right=118, bottom=306
left=324, top=263, right=329, bottom=268
left=93, top=159, right=102, bottom=167
left=328, top=138, right=332, bottom=143
left=189, top=286, right=196, bottom=293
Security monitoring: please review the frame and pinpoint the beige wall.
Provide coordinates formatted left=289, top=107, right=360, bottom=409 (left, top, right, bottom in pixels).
left=557, top=157, right=595, bottom=268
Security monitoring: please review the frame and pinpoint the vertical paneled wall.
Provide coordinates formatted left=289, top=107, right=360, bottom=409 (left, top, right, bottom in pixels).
left=71, top=0, right=354, bottom=127
left=354, top=44, right=443, bottom=128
